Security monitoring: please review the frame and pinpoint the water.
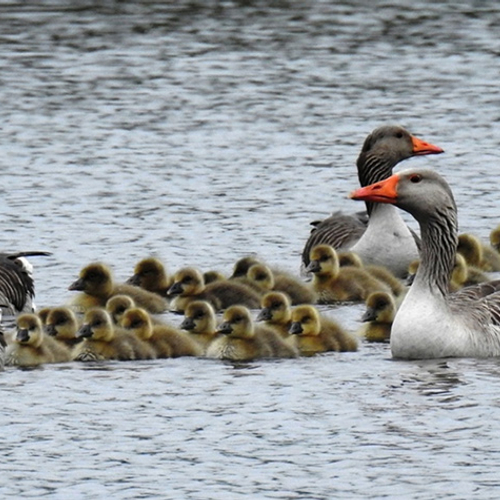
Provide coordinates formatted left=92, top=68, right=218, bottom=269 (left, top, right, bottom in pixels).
left=1, top=1, right=500, bottom=498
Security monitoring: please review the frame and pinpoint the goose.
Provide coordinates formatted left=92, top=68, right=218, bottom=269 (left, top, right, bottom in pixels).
left=457, top=233, right=500, bottom=272
left=168, top=267, right=261, bottom=313
left=301, top=126, right=443, bottom=277
left=289, top=304, right=358, bottom=355
left=126, top=257, right=172, bottom=297
left=72, top=308, right=156, bottom=361
left=306, top=244, right=391, bottom=302
left=0, top=251, right=51, bottom=316
left=179, top=300, right=220, bottom=352
left=350, top=167, right=500, bottom=359
left=207, top=305, right=298, bottom=360
left=357, top=291, right=396, bottom=342
left=256, top=291, right=293, bottom=339
left=120, top=307, right=202, bottom=358
left=246, top=263, right=317, bottom=305
left=44, top=306, right=82, bottom=348
left=337, top=250, right=406, bottom=297
left=68, top=262, right=168, bottom=314
left=5, top=313, right=72, bottom=366
left=105, top=294, right=136, bottom=325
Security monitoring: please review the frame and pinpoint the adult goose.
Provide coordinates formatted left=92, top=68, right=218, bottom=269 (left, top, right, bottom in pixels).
left=0, top=251, right=51, bottom=316
left=301, top=126, right=443, bottom=277
left=350, top=168, right=500, bottom=359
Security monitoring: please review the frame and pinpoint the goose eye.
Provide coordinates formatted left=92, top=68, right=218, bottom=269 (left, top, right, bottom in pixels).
left=396, top=131, right=403, bottom=139
left=410, top=174, right=422, bottom=183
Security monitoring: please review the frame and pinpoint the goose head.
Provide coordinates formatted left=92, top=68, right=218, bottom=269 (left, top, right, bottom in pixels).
left=362, top=291, right=396, bottom=323
left=77, top=308, right=114, bottom=341
left=180, top=300, right=217, bottom=333
left=246, top=263, right=274, bottom=291
left=289, top=305, right=321, bottom=336
left=306, top=244, right=339, bottom=276
left=257, top=291, right=292, bottom=324
left=45, top=307, right=79, bottom=340
left=217, top=305, right=254, bottom=339
left=106, top=295, right=136, bottom=324
left=168, top=267, right=205, bottom=296
left=350, top=168, right=456, bottom=225
left=16, top=314, right=44, bottom=347
left=127, top=257, right=170, bottom=291
left=69, top=263, right=114, bottom=297
left=120, top=307, right=153, bottom=340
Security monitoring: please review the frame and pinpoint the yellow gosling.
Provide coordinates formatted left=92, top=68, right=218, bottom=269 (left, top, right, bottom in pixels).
left=72, top=308, right=156, bottom=361
left=5, top=313, right=72, bottom=367
left=127, top=257, right=172, bottom=297
left=256, top=291, right=293, bottom=340
left=44, top=306, right=82, bottom=348
left=306, top=244, right=391, bottom=303
left=68, top=262, right=168, bottom=313
left=289, top=305, right=357, bottom=355
left=457, top=233, right=500, bottom=272
left=168, top=267, right=261, bottom=313
left=338, top=250, right=405, bottom=297
left=207, top=305, right=298, bottom=361
left=246, top=263, right=317, bottom=305
left=179, top=300, right=220, bottom=353
left=121, top=307, right=202, bottom=358
left=106, top=295, right=136, bottom=325
left=357, top=291, right=396, bottom=342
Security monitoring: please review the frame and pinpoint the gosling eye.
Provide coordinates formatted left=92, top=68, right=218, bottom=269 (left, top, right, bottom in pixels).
left=409, top=174, right=422, bottom=183
left=183, top=276, right=193, bottom=284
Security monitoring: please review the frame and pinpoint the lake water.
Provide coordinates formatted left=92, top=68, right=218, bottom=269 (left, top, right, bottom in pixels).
left=1, top=1, right=500, bottom=498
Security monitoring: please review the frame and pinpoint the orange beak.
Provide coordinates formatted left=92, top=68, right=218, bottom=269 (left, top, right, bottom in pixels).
left=411, top=135, right=444, bottom=156
left=349, top=173, right=400, bottom=203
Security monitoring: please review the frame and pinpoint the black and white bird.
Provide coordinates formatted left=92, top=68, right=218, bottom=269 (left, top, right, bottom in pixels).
left=0, top=251, right=51, bottom=317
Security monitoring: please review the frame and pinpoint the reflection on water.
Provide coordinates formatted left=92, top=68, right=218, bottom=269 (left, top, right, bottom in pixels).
left=2, top=0, right=500, bottom=498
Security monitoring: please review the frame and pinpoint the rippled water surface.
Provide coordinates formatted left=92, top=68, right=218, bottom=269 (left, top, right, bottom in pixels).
left=2, top=1, right=500, bottom=498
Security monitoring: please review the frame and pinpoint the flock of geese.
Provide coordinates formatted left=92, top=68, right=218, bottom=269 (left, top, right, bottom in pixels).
left=3, top=124, right=500, bottom=368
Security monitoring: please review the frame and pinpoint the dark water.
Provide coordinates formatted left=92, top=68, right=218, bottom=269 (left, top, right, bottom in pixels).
left=2, top=1, right=500, bottom=498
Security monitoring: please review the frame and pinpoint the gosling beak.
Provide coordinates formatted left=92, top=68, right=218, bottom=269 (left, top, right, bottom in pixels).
left=68, top=278, right=85, bottom=291
left=16, top=329, right=30, bottom=343
left=76, top=324, right=93, bottom=339
left=256, top=308, right=272, bottom=322
left=167, top=282, right=183, bottom=296
left=217, top=322, right=233, bottom=335
left=180, top=317, right=195, bottom=331
left=289, top=321, right=303, bottom=335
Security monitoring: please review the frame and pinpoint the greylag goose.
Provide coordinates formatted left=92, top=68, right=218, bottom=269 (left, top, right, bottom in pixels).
left=0, top=251, right=51, bottom=316
left=350, top=168, right=500, bottom=359
left=301, top=126, right=443, bottom=277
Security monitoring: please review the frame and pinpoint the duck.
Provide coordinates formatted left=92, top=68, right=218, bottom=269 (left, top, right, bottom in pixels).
left=105, top=294, right=136, bottom=325
left=179, top=300, right=220, bottom=353
left=246, top=263, right=317, bottom=305
left=306, top=244, right=391, bottom=302
left=207, top=305, right=298, bottom=361
left=337, top=250, right=406, bottom=297
left=0, top=251, right=52, bottom=316
left=457, top=233, right=500, bottom=272
left=44, top=306, right=82, bottom=348
left=357, top=291, right=396, bottom=342
left=5, top=313, right=72, bottom=366
left=301, top=126, right=443, bottom=277
left=120, top=307, right=202, bottom=358
left=256, top=291, right=293, bottom=339
left=126, top=257, right=172, bottom=297
left=68, top=262, right=168, bottom=313
left=72, top=308, right=156, bottom=361
left=168, top=267, right=261, bottom=313
left=289, top=304, right=358, bottom=355
left=350, top=167, right=500, bottom=359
